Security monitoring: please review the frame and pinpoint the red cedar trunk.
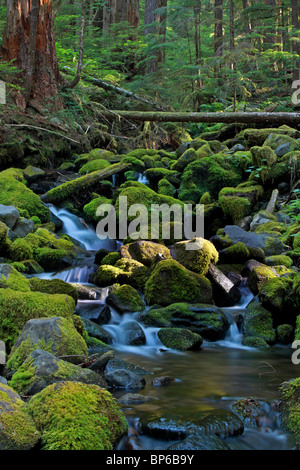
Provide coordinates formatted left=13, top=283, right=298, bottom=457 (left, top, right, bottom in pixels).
left=103, top=0, right=140, bottom=35
left=128, top=0, right=140, bottom=30
left=144, top=0, right=167, bottom=73
left=214, top=0, right=223, bottom=57
left=2, top=0, right=61, bottom=106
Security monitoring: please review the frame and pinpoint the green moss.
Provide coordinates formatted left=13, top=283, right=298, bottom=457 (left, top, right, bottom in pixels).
left=26, top=381, right=128, bottom=450
left=251, top=146, right=277, bottom=167
left=265, top=255, right=293, bottom=268
left=107, top=284, right=145, bottom=312
left=243, top=301, right=276, bottom=345
left=100, top=252, right=121, bottom=266
left=219, top=185, right=264, bottom=223
left=174, top=237, right=219, bottom=275
left=247, top=266, right=277, bottom=295
left=83, top=196, right=113, bottom=224
left=0, top=168, right=50, bottom=222
left=0, top=383, right=40, bottom=450
left=122, top=240, right=172, bottom=267
left=9, top=238, right=34, bottom=262
left=241, top=336, right=270, bottom=349
left=0, top=289, right=75, bottom=350
left=157, top=328, right=203, bottom=350
left=95, top=258, right=150, bottom=290
left=280, top=378, right=300, bottom=448
left=121, top=156, right=145, bottom=173
left=157, top=178, right=176, bottom=197
left=0, top=264, right=31, bottom=292
left=277, top=324, right=294, bottom=344
left=78, top=159, right=111, bottom=175
left=196, top=143, right=212, bottom=158
left=258, top=276, right=293, bottom=311
left=200, top=192, right=211, bottom=205
left=170, top=148, right=197, bottom=172
left=127, top=148, right=159, bottom=159
left=144, top=259, right=212, bottom=306
left=29, top=278, right=78, bottom=304
left=219, top=242, right=250, bottom=263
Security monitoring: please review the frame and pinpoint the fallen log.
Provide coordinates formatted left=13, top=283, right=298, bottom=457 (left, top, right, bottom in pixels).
left=42, top=162, right=131, bottom=204
left=61, top=66, right=166, bottom=111
left=100, top=110, right=300, bottom=125
left=208, top=263, right=242, bottom=307
left=266, top=189, right=279, bottom=214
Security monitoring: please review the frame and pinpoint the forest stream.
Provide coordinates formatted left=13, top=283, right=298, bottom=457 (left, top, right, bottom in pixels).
left=29, top=204, right=297, bottom=451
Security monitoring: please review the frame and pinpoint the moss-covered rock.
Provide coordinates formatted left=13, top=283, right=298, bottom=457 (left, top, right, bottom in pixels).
left=157, top=178, right=176, bottom=197
left=219, top=185, right=264, bottom=224
left=219, top=242, right=250, bottom=264
left=243, top=301, right=276, bottom=345
left=170, top=148, right=197, bottom=172
left=241, top=336, right=270, bottom=349
left=140, top=303, right=229, bottom=341
left=0, top=382, right=40, bottom=450
left=9, top=349, right=104, bottom=396
left=78, top=159, right=111, bottom=175
left=83, top=196, right=113, bottom=224
left=173, top=237, right=219, bottom=275
left=0, top=288, right=75, bottom=350
left=251, top=146, right=277, bottom=167
left=107, top=284, right=145, bottom=313
left=29, top=278, right=78, bottom=304
left=121, top=240, right=172, bottom=267
left=26, top=381, right=128, bottom=450
left=258, top=275, right=294, bottom=313
left=280, top=378, right=300, bottom=449
left=0, top=168, right=50, bottom=222
left=247, top=265, right=277, bottom=295
left=7, top=316, right=88, bottom=372
left=0, top=264, right=31, bottom=292
left=265, top=255, right=293, bottom=268
left=94, top=258, right=150, bottom=290
left=157, top=328, right=203, bottom=350
left=144, top=259, right=213, bottom=306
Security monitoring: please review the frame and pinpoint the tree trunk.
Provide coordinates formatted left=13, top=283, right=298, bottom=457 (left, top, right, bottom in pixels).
left=144, top=0, right=168, bottom=74
left=101, top=110, right=300, bottom=125
left=214, top=0, right=223, bottom=77
left=263, top=0, right=276, bottom=49
left=292, top=0, right=300, bottom=81
left=242, top=0, right=251, bottom=36
left=193, top=0, right=202, bottom=90
left=2, top=0, right=61, bottom=107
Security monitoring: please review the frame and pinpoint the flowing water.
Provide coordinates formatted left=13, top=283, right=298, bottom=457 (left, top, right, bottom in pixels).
left=40, top=205, right=298, bottom=451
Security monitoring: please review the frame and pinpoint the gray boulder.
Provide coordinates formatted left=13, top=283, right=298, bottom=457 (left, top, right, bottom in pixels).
left=13, top=218, right=35, bottom=238
left=0, top=204, right=20, bottom=229
left=105, top=368, right=146, bottom=389
left=223, top=225, right=285, bottom=255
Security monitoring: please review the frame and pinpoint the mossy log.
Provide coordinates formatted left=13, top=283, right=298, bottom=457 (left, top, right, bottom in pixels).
left=42, top=162, right=131, bottom=204
left=101, top=111, right=300, bottom=125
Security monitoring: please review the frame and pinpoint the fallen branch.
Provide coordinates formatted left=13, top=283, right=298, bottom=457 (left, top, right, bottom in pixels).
left=4, top=123, right=80, bottom=144
left=100, top=110, right=300, bottom=125
left=61, top=66, right=167, bottom=111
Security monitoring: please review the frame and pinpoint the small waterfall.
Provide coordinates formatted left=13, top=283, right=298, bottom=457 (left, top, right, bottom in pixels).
left=48, top=204, right=118, bottom=251
left=137, top=173, right=149, bottom=185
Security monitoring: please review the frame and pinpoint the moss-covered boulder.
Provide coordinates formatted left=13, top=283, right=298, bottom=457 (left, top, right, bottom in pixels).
left=7, top=316, right=88, bottom=372
left=173, top=237, right=219, bottom=275
left=243, top=301, right=276, bottom=345
left=170, top=148, right=197, bottom=172
left=0, top=168, right=50, bottom=222
left=0, top=382, right=40, bottom=450
left=29, top=278, right=78, bottom=304
left=218, top=242, right=250, bottom=264
left=280, top=378, right=300, bottom=449
left=121, top=240, right=172, bottom=267
left=241, top=336, right=270, bottom=349
left=94, top=258, right=150, bottom=290
left=258, top=276, right=294, bottom=314
left=78, top=159, right=111, bottom=175
left=157, top=178, right=176, bottom=197
left=26, top=381, right=128, bottom=450
left=144, top=259, right=213, bottom=306
left=9, top=349, right=105, bottom=396
left=251, top=146, right=277, bottom=167
left=247, top=265, right=277, bottom=294
left=219, top=185, right=264, bottom=224
left=100, top=252, right=121, bottom=266
left=140, top=303, right=229, bottom=341
left=158, top=328, right=203, bottom=351
left=0, top=264, right=31, bottom=292
left=265, top=255, right=293, bottom=268
left=83, top=196, right=113, bottom=224
left=107, top=284, right=145, bottom=313
left=0, top=288, right=75, bottom=350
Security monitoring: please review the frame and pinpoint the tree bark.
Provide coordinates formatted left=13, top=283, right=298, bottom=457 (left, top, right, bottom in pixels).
left=214, top=0, right=223, bottom=78
left=144, top=0, right=168, bottom=73
left=100, top=110, right=300, bottom=125
left=2, top=0, right=61, bottom=107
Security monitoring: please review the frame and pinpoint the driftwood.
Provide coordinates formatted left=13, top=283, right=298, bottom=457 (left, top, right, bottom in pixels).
left=42, top=161, right=131, bottom=204
left=100, top=110, right=300, bottom=125
left=266, top=189, right=279, bottom=214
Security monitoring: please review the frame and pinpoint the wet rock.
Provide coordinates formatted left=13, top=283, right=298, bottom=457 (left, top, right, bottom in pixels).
left=105, top=358, right=150, bottom=376
left=275, top=142, right=292, bottom=157
left=88, top=350, right=114, bottom=373
left=125, top=436, right=144, bottom=450
left=152, top=376, right=176, bottom=387
left=122, top=320, right=146, bottom=346
left=243, top=301, right=276, bottom=345
left=70, top=283, right=103, bottom=300
left=139, top=416, right=198, bottom=440
left=23, top=165, right=45, bottom=183
left=223, top=225, right=285, bottom=256
left=12, top=218, right=35, bottom=238
left=168, top=434, right=230, bottom=450
left=0, top=204, right=20, bottom=229
left=0, top=376, right=7, bottom=385
left=105, top=369, right=146, bottom=390
left=107, top=284, right=145, bottom=313
left=197, top=409, right=244, bottom=438
left=276, top=324, right=294, bottom=345
left=76, top=302, right=111, bottom=324
left=94, top=248, right=110, bottom=265
left=121, top=240, right=172, bottom=267
left=10, top=349, right=105, bottom=396
left=118, top=393, right=157, bottom=405
left=208, top=264, right=242, bottom=307
left=241, top=336, right=270, bottom=349
left=82, top=318, right=113, bottom=344
left=157, top=328, right=203, bottom=351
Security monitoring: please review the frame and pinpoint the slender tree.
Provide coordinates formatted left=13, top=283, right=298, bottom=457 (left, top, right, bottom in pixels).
left=292, top=0, right=300, bottom=80
left=144, top=0, right=168, bottom=74
left=214, top=0, right=223, bottom=77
